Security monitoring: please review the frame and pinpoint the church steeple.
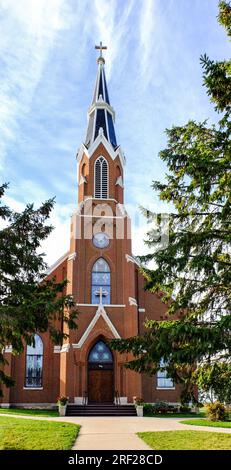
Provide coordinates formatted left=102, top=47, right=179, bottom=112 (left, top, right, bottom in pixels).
left=85, top=42, right=117, bottom=149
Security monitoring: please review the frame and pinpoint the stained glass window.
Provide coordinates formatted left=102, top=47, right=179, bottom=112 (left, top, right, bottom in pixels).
left=88, top=341, right=113, bottom=363
left=91, top=258, right=110, bottom=304
left=25, top=334, right=43, bottom=388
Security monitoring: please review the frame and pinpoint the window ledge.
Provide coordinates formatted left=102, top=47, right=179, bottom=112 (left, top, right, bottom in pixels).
left=23, top=387, right=43, bottom=390
left=76, top=303, right=126, bottom=307
left=156, top=387, right=175, bottom=390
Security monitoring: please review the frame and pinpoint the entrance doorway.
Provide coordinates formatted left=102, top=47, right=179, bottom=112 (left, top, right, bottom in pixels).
left=88, top=340, right=114, bottom=403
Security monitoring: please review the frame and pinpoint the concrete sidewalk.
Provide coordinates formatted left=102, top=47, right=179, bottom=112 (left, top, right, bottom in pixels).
left=71, top=416, right=231, bottom=450
left=1, top=413, right=231, bottom=450
left=72, top=417, right=151, bottom=450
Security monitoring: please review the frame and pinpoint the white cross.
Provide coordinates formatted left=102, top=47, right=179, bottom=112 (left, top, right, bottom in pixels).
left=99, top=286, right=103, bottom=305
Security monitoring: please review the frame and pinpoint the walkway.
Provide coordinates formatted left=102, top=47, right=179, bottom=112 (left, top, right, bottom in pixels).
left=1, top=414, right=231, bottom=450
left=70, top=416, right=231, bottom=450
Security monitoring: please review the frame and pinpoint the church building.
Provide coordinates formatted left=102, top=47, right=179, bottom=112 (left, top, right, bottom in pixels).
left=1, top=44, right=182, bottom=411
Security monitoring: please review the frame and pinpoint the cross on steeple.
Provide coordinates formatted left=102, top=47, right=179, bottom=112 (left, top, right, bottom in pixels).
left=95, top=41, right=107, bottom=60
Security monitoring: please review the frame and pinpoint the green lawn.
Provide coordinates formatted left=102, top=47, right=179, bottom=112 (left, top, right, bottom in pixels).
left=0, top=407, right=58, bottom=417
left=180, top=419, right=231, bottom=429
left=137, top=430, right=231, bottom=450
left=0, top=416, right=80, bottom=450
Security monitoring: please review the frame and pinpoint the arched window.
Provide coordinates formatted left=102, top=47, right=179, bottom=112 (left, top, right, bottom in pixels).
left=88, top=340, right=113, bottom=363
left=91, top=258, right=110, bottom=304
left=25, top=334, right=43, bottom=388
left=94, top=156, right=108, bottom=199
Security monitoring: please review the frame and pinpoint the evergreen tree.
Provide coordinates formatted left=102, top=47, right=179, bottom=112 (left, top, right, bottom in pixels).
left=111, top=1, right=231, bottom=402
left=0, top=185, right=77, bottom=395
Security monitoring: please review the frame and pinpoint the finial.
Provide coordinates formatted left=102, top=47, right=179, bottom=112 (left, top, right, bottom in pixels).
left=95, top=41, right=107, bottom=64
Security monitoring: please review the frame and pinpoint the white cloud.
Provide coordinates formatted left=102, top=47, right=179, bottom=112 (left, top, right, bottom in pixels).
left=92, top=0, right=135, bottom=78
left=0, top=0, right=69, bottom=169
left=41, top=204, right=71, bottom=266
left=138, top=0, right=156, bottom=85
left=2, top=189, right=73, bottom=266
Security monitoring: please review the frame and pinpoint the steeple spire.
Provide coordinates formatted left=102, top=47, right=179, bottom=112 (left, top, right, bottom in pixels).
left=85, top=43, right=117, bottom=149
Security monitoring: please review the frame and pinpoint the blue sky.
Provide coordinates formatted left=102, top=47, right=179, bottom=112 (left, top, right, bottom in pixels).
left=0, top=0, right=229, bottom=265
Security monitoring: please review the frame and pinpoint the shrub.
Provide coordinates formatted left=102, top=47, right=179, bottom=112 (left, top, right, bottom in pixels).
left=180, top=406, right=191, bottom=413
left=153, top=401, right=170, bottom=413
left=205, top=401, right=227, bottom=421
left=143, top=403, right=155, bottom=415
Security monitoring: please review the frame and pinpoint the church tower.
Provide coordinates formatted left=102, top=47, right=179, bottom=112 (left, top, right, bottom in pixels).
left=1, top=44, right=182, bottom=410
left=60, top=43, right=142, bottom=404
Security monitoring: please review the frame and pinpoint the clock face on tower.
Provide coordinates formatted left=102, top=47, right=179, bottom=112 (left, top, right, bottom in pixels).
left=92, top=232, right=110, bottom=248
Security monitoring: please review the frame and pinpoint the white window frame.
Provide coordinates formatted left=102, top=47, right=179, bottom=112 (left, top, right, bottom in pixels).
left=94, top=156, right=109, bottom=199
left=25, top=334, right=43, bottom=389
left=156, top=360, right=175, bottom=390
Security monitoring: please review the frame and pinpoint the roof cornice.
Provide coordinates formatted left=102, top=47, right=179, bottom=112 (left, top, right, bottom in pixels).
left=45, top=251, right=69, bottom=276
left=88, top=101, right=115, bottom=120
left=76, top=135, right=126, bottom=167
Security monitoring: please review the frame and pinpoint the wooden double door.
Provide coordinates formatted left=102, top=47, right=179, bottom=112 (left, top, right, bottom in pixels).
left=88, top=368, right=114, bottom=403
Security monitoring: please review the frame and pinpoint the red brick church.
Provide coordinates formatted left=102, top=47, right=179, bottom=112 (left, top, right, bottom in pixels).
left=1, top=44, right=182, bottom=410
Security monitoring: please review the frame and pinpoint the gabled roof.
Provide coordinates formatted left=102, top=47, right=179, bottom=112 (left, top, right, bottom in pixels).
left=77, top=133, right=125, bottom=167
left=72, top=303, right=121, bottom=348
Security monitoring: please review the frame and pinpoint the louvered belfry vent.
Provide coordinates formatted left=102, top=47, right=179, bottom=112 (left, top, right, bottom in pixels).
left=95, top=156, right=108, bottom=199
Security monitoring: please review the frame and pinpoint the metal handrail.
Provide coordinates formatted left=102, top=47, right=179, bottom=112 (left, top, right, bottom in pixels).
left=114, top=390, right=121, bottom=405
left=82, top=391, right=88, bottom=406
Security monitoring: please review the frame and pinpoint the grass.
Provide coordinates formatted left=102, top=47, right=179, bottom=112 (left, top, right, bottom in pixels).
left=0, top=407, right=58, bottom=417
left=180, top=419, right=231, bottom=428
left=137, top=430, right=231, bottom=450
left=0, top=416, right=80, bottom=450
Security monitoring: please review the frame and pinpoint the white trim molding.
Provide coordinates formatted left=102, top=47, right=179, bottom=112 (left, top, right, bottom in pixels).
left=125, top=254, right=139, bottom=266
left=117, top=204, right=127, bottom=217
left=23, top=387, right=43, bottom=391
left=156, top=387, right=176, bottom=391
left=88, top=101, right=115, bottom=122
left=76, top=135, right=125, bottom=168
left=115, top=176, right=124, bottom=188
left=46, top=251, right=69, bottom=276
left=73, top=304, right=121, bottom=349
left=53, top=346, right=61, bottom=353
left=68, top=252, right=77, bottom=262
left=128, top=297, right=138, bottom=307
left=76, top=303, right=125, bottom=307
left=79, top=175, right=87, bottom=185
left=61, top=344, right=70, bottom=353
